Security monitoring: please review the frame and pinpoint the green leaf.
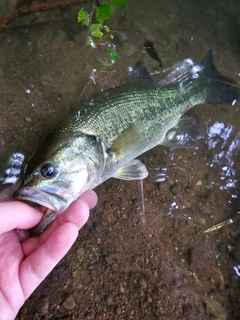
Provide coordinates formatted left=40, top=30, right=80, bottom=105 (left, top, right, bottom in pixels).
left=111, top=0, right=128, bottom=8
left=103, top=25, right=110, bottom=33
left=91, top=24, right=103, bottom=38
left=77, top=9, right=89, bottom=26
left=107, top=49, right=118, bottom=63
left=86, top=36, right=97, bottom=48
left=96, top=4, right=113, bottom=24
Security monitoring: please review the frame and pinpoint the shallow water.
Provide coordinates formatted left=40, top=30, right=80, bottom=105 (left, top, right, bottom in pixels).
left=1, top=0, right=240, bottom=319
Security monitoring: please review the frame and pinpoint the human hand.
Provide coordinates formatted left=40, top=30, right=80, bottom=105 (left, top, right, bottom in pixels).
left=0, top=190, right=97, bottom=320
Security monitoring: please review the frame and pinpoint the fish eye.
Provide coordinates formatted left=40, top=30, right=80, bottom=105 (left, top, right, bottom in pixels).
left=40, top=163, right=58, bottom=179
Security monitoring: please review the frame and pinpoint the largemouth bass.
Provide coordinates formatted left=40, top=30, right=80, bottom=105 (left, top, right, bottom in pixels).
left=15, top=51, right=238, bottom=235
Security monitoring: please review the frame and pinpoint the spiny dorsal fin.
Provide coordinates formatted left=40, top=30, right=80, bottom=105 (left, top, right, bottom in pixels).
left=126, top=60, right=154, bottom=83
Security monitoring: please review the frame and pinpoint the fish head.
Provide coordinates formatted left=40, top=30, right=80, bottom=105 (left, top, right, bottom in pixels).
left=16, top=160, right=88, bottom=214
left=15, top=132, right=105, bottom=214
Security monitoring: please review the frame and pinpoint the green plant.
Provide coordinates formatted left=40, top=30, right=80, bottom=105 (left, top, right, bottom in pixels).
left=77, top=0, right=127, bottom=65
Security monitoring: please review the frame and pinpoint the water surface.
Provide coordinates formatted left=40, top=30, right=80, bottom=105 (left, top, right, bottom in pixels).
left=1, top=0, right=240, bottom=318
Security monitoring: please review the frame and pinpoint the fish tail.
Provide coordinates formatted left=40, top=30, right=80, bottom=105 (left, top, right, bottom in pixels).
left=200, top=50, right=238, bottom=105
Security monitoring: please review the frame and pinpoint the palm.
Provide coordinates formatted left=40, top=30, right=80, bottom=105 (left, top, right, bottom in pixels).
left=0, top=230, right=26, bottom=316
left=0, top=190, right=97, bottom=319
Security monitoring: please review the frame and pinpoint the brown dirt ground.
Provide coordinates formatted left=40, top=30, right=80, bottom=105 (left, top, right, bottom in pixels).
left=0, top=0, right=240, bottom=319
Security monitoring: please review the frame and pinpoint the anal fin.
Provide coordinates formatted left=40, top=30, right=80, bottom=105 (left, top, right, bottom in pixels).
left=161, top=114, right=201, bottom=148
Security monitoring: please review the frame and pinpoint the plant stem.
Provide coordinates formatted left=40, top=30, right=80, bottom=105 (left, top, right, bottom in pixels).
left=0, top=0, right=91, bottom=32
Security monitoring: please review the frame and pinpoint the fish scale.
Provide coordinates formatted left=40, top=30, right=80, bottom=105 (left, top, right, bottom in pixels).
left=69, top=85, right=187, bottom=145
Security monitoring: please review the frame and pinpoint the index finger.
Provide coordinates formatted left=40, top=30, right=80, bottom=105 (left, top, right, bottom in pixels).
left=0, top=201, right=43, bottom=234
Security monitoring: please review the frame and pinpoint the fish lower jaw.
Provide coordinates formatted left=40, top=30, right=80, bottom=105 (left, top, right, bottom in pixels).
left=29, top=209, right=59, bottom=236
left=14, top=187, right=68, bottom=213
left=15, top=188, right=68, bottom=236
left=19, top=194, right=56, bottom=211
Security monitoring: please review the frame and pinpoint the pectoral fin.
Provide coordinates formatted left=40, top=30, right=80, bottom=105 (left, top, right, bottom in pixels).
left=161, top=115, right=201, bottom=148
left=110, top=124, right=144, bottom=160
left=113, top=159, right=148, bottom=180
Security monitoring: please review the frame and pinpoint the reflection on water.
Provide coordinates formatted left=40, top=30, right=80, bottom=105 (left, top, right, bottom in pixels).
left=150, top=111, right=240, bottom=282
left=158, top=57, right=203, bottom=86
left=150, top=111, right=240, bottom=241
left=167, top=201, right=182, bottom=216
left=154, top=167, right=168, bottom=182
left=207, top=121, right=240, bottom=194
left=233, top=265, right=240, bottom=277
left=1, top=153, right=24, bottom=185
left=153, top=118, right=240, bottom=201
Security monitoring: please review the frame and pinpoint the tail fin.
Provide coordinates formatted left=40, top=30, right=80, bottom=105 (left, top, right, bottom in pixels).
left=200, top=50, right=239, bottom=105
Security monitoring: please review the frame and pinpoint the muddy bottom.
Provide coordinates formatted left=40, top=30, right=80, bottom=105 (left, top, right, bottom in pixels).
left=0, top=0, right=240, bottom=319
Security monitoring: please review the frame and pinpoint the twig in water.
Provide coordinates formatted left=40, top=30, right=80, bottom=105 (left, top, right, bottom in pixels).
left=0, top=0, right=90, bottom=32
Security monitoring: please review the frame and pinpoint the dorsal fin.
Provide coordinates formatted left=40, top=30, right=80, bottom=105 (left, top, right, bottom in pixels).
left=126, top=60, right=154, bottom=82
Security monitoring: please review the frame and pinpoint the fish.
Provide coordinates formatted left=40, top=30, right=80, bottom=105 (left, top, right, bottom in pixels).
left=15, top=51, right=238, bottom=235
left=143, top=40, right=163, bottom=67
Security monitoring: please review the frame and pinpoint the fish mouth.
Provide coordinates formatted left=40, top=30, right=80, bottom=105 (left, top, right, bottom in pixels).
left=15, top=187, right=68, bottom=213
left=14, top=186, right=69, bottom=236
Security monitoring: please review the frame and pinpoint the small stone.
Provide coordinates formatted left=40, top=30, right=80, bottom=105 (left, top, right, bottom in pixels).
left=132, top=196, right=142, bottom=206
left=93, top=221, right=103, bottom=232
left=62, top=294, right=76, bottom=310
left=117, top=31, right=128, bottom=42
left=139, top=278, right=147, bottom=289
left=85, top=311, right=96, bottom=320
left=157, top=39, right=168, bottom=47
left=201, top=205, right=212, bottom=216
left=89, top=263, right=100, bottom=280
left=106, top=213, right=117, bottom=224
left=205, top=297, right=227, bottom=320
left=76, top=247, right=85, bottom=257
left=122, top=42, right=138, bottom=56
left=119, top=285, right=125, bottom=293
left=39, top=298, right=49, bottom=316
left=115, top=307, right=121, bottom=315
left=103, top=200, right=114, bottom=207
left=199, top=217, right=206, bottom=226
left=205, top=191, right=215, bottom=203
left=19, top=307, right=28, bottom=319
left=90, top=269, right=98, bottom=280
left=170, top=183, right=183, bottom=195
left=195, top=180, right=202, bottom=186
left=63, top=278, right=72, bottom=290
left=119, top=294, right=128, bottom=303
left=105, top=295, right=113, bottom=305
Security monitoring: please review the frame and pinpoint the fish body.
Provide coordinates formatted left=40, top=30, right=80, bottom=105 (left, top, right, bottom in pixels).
left=15, top=51, right=238, bottom=235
